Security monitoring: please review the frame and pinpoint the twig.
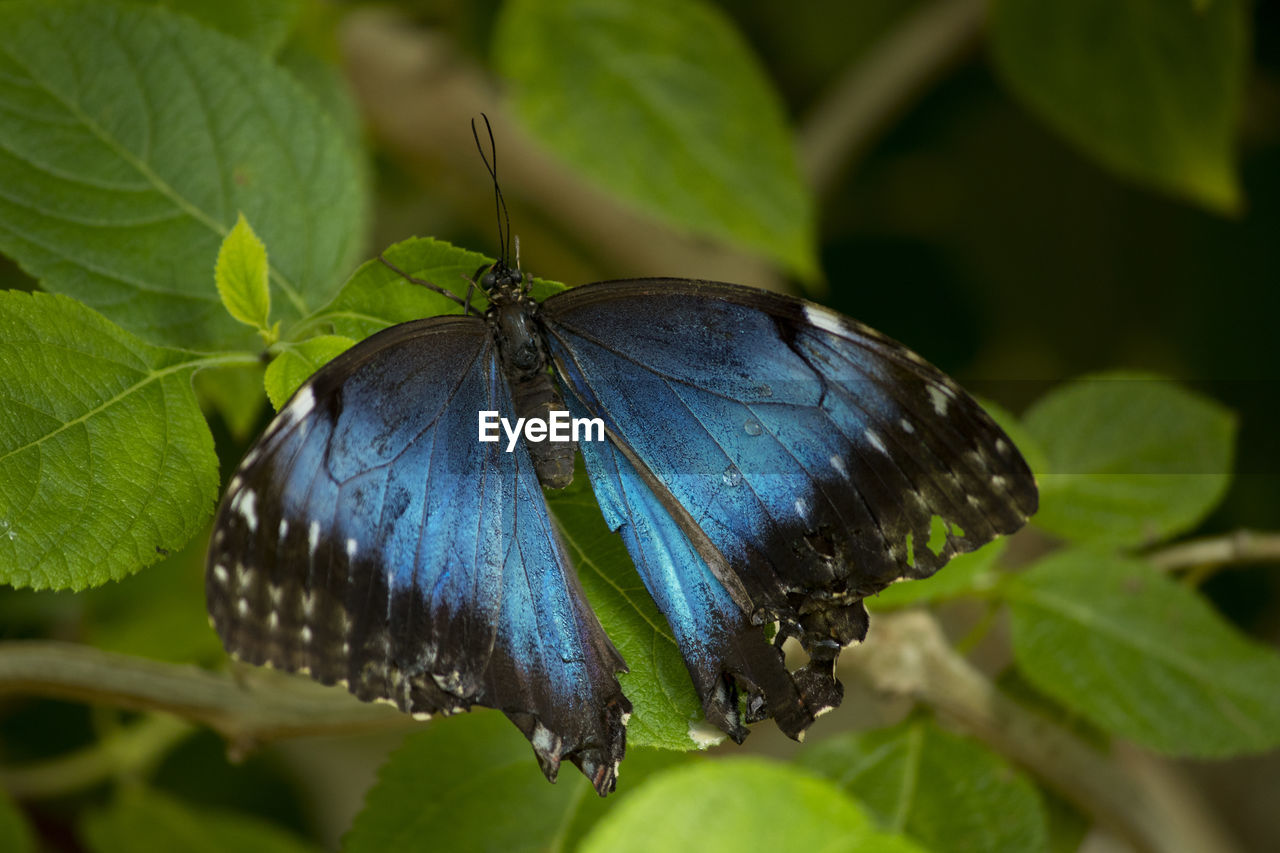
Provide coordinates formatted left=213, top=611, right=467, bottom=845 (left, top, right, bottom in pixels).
left=797, top=0, right=987, bottom=196
left=846, top=611, right=1240, bottom=853
left=1147, top=530, right=1280, bottom=572
left=0, top=642, right=411, bottom=751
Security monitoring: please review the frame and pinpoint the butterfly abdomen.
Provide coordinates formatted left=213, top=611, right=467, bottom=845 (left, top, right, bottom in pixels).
left=508, top=370, right=576, bottom=489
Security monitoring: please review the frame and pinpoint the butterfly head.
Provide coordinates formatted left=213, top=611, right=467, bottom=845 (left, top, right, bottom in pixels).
left=476, top=259, right=530, bottom=300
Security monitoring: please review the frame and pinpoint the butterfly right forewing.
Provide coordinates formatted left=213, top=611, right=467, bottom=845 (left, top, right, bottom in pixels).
left=542, top=278, right=1037, bottom=741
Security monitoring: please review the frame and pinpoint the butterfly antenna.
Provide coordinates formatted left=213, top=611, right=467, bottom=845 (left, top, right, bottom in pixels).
left=472, top=114, right=513, bottom=268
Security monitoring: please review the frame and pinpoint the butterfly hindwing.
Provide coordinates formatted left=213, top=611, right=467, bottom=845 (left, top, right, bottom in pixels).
left=206, top=317, right=629, bottom=794
left=569, top=393, right=825, bottom=741
left=543, top=278, right=1037, bottom=738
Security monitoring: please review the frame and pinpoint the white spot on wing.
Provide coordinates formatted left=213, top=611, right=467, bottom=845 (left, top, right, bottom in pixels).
left=901, top=418, right=915, bottom=434
left=236, top=598, right=249, bottom=617
left=346, top=538, right=358, bottom=560
left=864, top=429, right=887, bottom=453
left=794, top=497, right=808, bottom=519
left=531, top=723, right=558, bottom=756
left=288, top=385, right=316, bottom=422
left=308, top=521, right=320, bottom=556
left=802, top=303, right=846, bottom=338
left=278, top=519, right=288, bottom=539
left=995, top=438, right=1009, bottom=454
left=212, top=564, right=229, bottom=584
left=829, top=454, right=848, bottom=477
left=928, top=385, right=949, bottom=416
left=301, top=626, right=312, bottom=644
left=238, top=489, right=258, bottom=533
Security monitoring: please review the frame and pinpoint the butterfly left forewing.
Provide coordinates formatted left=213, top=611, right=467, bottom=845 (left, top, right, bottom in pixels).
left=207, top=317, right=629, bottom=794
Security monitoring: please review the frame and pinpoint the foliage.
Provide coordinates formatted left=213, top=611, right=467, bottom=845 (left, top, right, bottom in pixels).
left=0, top=1, right=1273, bottom=851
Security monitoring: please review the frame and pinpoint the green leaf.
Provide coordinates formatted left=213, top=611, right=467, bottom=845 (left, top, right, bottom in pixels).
left=345, top=714, right=687, bottom=852
left=344, top=712, right=594, bottom=853
left=82, top=787, right=321, bottom=853
left=277, top=36, right=363, bottom=152
left=216, top=214, right=272, bottom=331
left=264, top=335, right=354, bottom=410
left=306, top=238, right=563, bottom=342
left=1006, top=550, right=1280, bottom=757
left=868, top=539, right=1007, bottom=611
left=145, top=0, right=303, bottom=56
left=1023, top=372, right=1235, bottom=547
left=0, top=0, right=367, bottom=350
left=552, top=749, right=691, bottom=850
left=82, top=526, right=224, bottom=664
left=990, top=0, right=1247, bottom=213
left=799, top=719, right=1050, bottom=853
left=0, top=291, right=219, bottom=590
left=493, top=0, right=817, bottom=277
left=0, top=792, right=35, bottom=853
left=580, top=758, right=925, bottom=853
left=547, top=467, right=705, bottom=751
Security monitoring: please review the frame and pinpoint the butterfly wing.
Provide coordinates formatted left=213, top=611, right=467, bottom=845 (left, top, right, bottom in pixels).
left=206, top=317, right=629, bottom=794
left=543, top=278, right=1037, bottom=739
left=566, top=397, right=821, bottom=741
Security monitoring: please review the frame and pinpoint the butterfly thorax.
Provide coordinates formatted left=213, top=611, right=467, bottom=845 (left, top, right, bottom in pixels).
left=483, top=264, right=576, bottom=489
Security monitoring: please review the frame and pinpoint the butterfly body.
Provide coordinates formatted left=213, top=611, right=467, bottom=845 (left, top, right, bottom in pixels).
left=207, top=262, right=1037, bottom=795
left=481, top=263, right=578, bottom=489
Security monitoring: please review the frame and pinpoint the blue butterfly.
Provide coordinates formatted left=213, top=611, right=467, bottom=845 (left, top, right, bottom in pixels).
left=206, top=126, right=1037, bottom=797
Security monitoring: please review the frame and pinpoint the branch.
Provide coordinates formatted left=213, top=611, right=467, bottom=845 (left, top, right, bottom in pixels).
left=0, top=642, right=411, bottom=752
left=797, top=0, right=987, bottom=197
left=1147, top=530, right=1280, bottom=572
left=845, top=611, right=1241, bottom=853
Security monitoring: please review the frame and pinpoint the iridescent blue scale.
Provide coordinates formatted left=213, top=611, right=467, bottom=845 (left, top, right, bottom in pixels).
left=207, top=260, right=1036, bottom=796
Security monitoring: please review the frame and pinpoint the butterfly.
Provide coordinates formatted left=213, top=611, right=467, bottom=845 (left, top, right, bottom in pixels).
left=206, top=120, right=1037, bottom=797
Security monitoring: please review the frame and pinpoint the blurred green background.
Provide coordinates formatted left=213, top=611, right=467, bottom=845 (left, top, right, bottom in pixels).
left=1, top=0, right=1276, bottom=850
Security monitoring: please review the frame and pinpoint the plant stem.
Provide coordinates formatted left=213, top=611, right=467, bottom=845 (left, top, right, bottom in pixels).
left=1147, top=530, right=1280, bottom=573
left=845, top=610, right=1241, bottom=853
left=0, top=642, right=411, bottom=763
left=798, top=0, right=987, bottom=197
